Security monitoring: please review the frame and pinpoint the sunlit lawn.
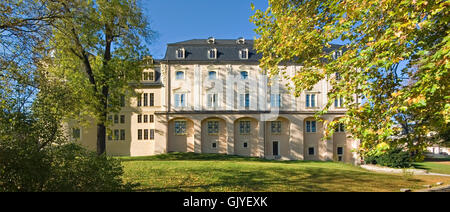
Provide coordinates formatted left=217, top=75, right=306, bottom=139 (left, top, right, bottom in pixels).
left=413, top=158, right=450, bottom=175
left=119, top=152, right=450, bottom=192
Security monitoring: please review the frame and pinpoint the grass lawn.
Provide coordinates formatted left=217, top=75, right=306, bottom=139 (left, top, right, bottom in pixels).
left=413, top=158, right=450, bottom=175
left=118, top=152, right=450, bottom=192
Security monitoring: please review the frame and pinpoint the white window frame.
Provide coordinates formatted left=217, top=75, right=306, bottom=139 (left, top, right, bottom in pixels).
left=176, top=48, right=185, bottom=59
left=239, top=120, right=251, bottom=135
left=142, top=70, right=155, bottom=81
left=335, top=96, right=344, bottom=108
left=305, top=93, right=318, bottom=108
left=208, top=48, right=217, bottom=59
left=270, top=93, right=282, bottom=108
left=211, top=140, right=218, bottom=149
left=174, top=93, right=188, bottom=108
left=206, top=93, right=219, bottom=109
left=305, top=120, right=317, bottom=133
left=239, top=93, right=250, bottom=109
left=239, top=48, right=248, bottom=60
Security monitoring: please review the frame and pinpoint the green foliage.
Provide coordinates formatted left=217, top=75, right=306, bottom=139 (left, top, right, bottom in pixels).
left=0, top=139, right=133, bottom=192
left=365, top=148, right=413, bottom=168
left=250, top=0, right=450, bottom=159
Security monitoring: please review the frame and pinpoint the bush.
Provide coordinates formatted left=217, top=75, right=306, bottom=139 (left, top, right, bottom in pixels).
left=0, top=140, right=134, bottom=192
left=364, top=148, right=412, bottom=168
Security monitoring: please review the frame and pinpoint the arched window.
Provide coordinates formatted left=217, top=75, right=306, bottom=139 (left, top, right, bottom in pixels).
left=240, top=71, right=248, bottom=80
left=208, top=71, right=217, bottom=80
left=175, top=71, right=184, bottom=80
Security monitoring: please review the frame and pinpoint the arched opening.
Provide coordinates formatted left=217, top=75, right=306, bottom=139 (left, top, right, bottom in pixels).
left=265, top=116, right=290, bottom=159
left=201, top=117, right=227, bottom=154
left=303, top=117, right=323, bottom=161
left=233, top=117, right=259, bottom=157
left=167, top=118, right=194, bottom=152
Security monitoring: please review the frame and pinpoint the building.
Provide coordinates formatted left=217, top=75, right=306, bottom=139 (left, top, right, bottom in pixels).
left=67, top=37, right=360, bottom=164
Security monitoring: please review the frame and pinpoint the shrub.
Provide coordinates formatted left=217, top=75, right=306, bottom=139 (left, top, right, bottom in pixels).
left=0, top=140, right=134, bottom=192
left=364, top=148, right=412, bottom=168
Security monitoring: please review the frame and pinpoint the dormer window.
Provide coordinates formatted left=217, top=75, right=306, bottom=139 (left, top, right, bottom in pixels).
left=208, top=48, right=217, bottom=59
left=236, top=37, right=245, bottom=44
left=333, top=50, right=343, bottom=59
left=142, top=71, right=154, bottom=81
left=176, top=48, right=185, bottom=59
left=239, top=48, right=248, bottom=59
left=207, top=37, right=215, bottom=44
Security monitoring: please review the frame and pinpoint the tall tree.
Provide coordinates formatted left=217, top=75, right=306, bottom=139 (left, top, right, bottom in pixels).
left=47, top=0, right=152, bottom=155
left=251, top=0, right=449, bottom=160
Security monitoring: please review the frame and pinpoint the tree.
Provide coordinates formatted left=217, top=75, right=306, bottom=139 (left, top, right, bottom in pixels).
left=251, top=0, right=449, bottom=161
left=47, top=0, right=152, bottom=155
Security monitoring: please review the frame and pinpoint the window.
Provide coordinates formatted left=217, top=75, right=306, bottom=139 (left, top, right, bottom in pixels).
left=208, top=48, right=217, bottom=59
left=174, top=93, right=186, bottom=108
left=207, top=121, right=219, bottom=135
left=271, top=121, right=281, bottom=134
left=335, top=123, right=345, bottom=132
left=143, top=115, right=148, bottom=123
left=137, top=114, right=142, bottom=123
left=150, top=115, right=154, bottom=123
left=239, top=121, right=251, bottom=134
left=114, top=129, right=119, bottom=140
left=138, top=129, right=142, bottom=140
left=72, top=128, right=81, bottom=139
left=335, top=96, right=344, bottom=108
left=239, top=93, right=250, bottom=108
left=273, top=141, right=279, bottom=156
left=143, top=72, right=149, bottom=81
left=120, top=129, right=125, bottom=140
left=107, top=129, right=112, bottom=141
left=108, top=115, right=112, bottom=122
left=337, top=147, right=344, bottom=161
left=306, top=120, right=317, bottom=133
left=120, top=95, right=125, bottom=107
left=150, top=129, right=155, bottom=140
left=114, top=114, right=119, bottom=124
left=174, top=121, right=187, bottom=135
left=240, top=71, right=248, bottom=80
left=335, top=72, right=341, bottom=80
left=306, top=94, right=316, bottom=107
left=144, top=129, right=148, bottom=140
left=176, top=48, right=185, bottom=59
left=175, top=71, right=184, bottom=80
left=137, top=95, right=142, bottom=107
left=239, top=49, right=248, bottom=59
left=207, top=93, right=218, bottom=108
left=270, top=94, right=281, bottom=108
left=212, top=142, right=217, bottom=148
left=143, top=93, right=148, bottom=106
left=243, top=142, right=248, bottom=148
left=150, top=93, right=154, bottom=106
left=208, top=71, right=217, bottom=80
left=120, top=115, right=125, bottom=124
left=308, top=147, right=315, bottom=155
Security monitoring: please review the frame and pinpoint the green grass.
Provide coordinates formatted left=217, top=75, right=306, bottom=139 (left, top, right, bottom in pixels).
left=413, top=161, right=450, bottom=175
left=118, top=152, right=450, bottom=192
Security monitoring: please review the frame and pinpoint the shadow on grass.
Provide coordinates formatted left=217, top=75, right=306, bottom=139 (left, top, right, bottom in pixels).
left=126, top=159, right=421, bottom=192
left=118, top=152, right=331, bottom=165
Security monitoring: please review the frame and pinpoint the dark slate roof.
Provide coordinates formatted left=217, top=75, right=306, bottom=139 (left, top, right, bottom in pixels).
left=162, top=38, right=344, bottom=62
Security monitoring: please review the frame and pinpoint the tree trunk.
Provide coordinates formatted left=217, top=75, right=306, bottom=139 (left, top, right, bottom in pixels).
left=96, top=123, right=106, bottom=155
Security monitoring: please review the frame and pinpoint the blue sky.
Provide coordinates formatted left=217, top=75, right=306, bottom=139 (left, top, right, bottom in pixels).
left=141, top=0, right=269, bottom=59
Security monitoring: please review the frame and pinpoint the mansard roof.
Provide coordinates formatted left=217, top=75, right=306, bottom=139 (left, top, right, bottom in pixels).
left=162, top=38, right=344, bottom=62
